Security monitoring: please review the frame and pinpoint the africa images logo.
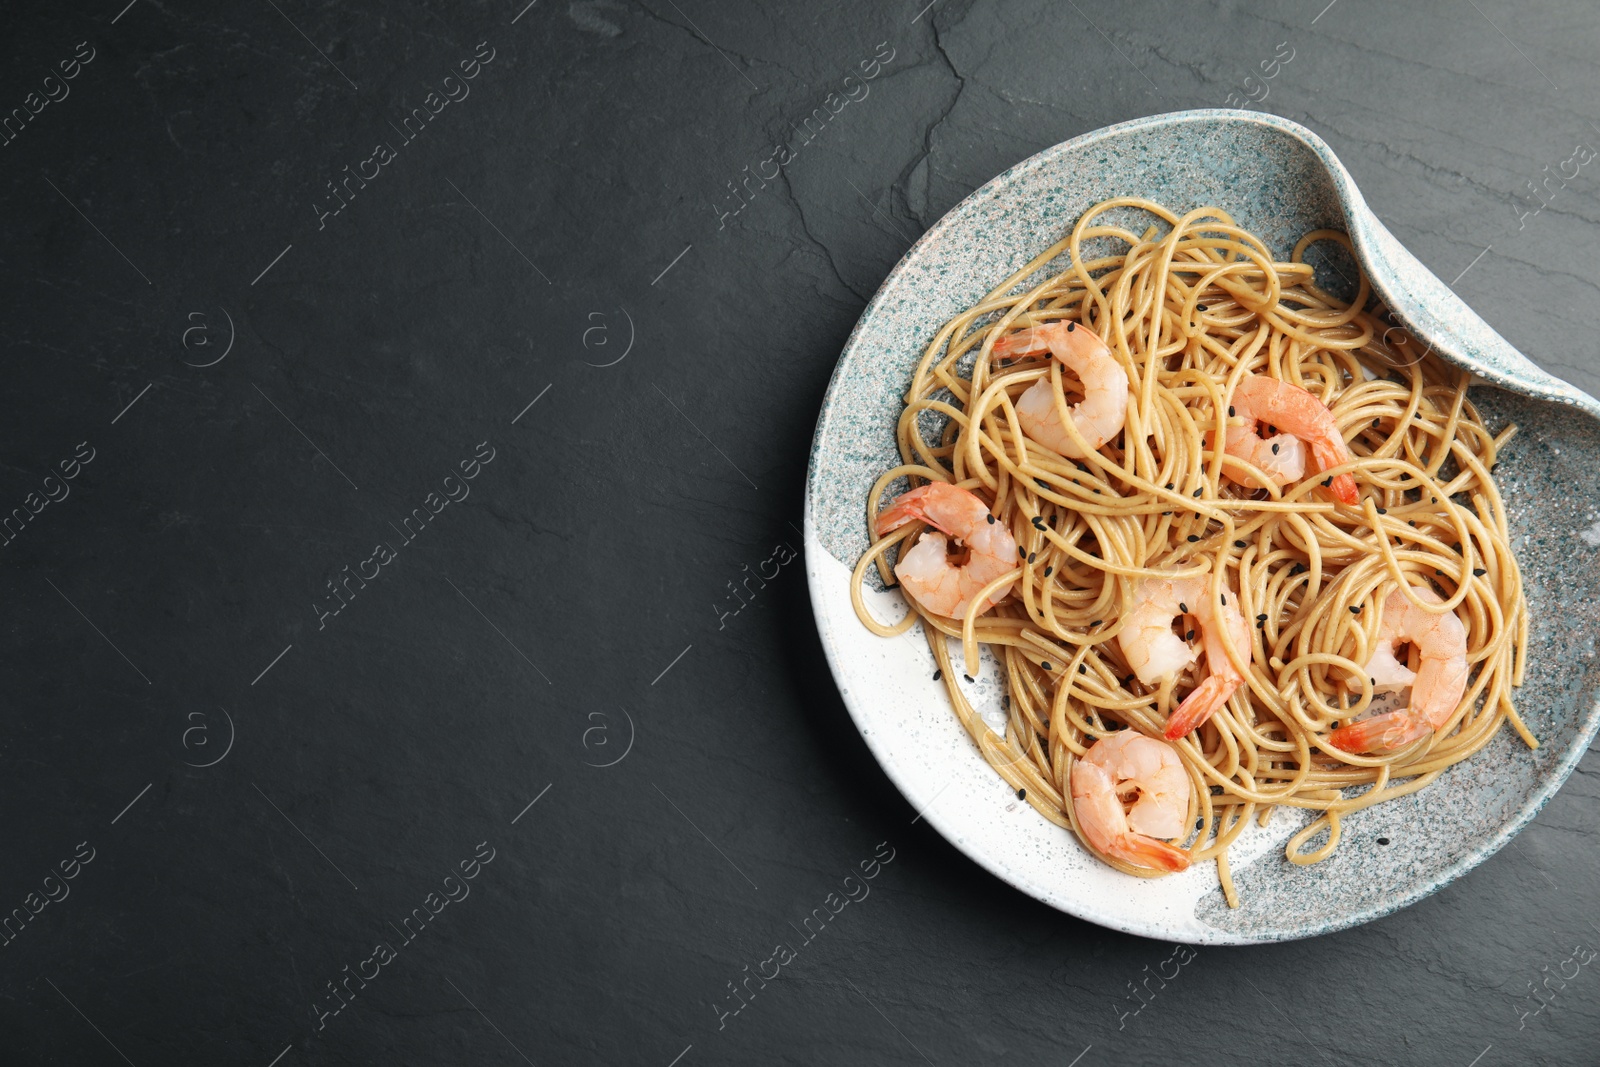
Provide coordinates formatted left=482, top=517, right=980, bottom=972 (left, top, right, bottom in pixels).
left=312, top=42, right=497, bottom=230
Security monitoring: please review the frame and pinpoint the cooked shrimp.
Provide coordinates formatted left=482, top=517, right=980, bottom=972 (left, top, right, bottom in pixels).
left=1329, top=586, right=1468, bottom=753
left=1219, top=421, right=1308, bottom=488
left=1218, top=374, right=1358, bottom=505
left=1118, top=577, right=1252, bottom=740
left=874, top=482, right=1017, bottom=619
left=1071, top=731, right=1191, bottom=872
left=992, top=322, right=1129, bottom=459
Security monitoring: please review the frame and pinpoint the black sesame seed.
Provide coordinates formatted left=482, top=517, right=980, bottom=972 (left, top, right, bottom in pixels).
left=1436, top=569, right=1444, bottom=576
left=1194, top=487, right=1204, bottom=497
left=1041, top=661, right=1052, bottom=671
left=1044, top=566, right=1054, bottom=577
left=1090, top=619, right=1101, bottom=626
left=1066, top=322, right=1076, bottom=332
left=987, top=513, right=995, bottom=524
left=1221, top=595, right=1227, bottom=605
left=964, top=674, right=975, bottom=683
left=1272, top=443, right=1280, bottom=454
left=1257, top=613, right=1268, bottom=621
left=1198, top=304, right=1209, bottom=312
left=1372, top=418, right=1380, bottom=427
left=1179, top=603, right=1188, bottom=613
left=1019, top=547, right=1027, bottom=558
left=1350, top=605, right=1362, bottom=614
left=1228, top=406, right=1236, bottom=417
left=933, top=669, right=943, bottom=681
left=1473, top=568, right=1486, bottom=576
left=1322, top=477, right=1333, bottom=487
left=1196, top=818, right=1204, bottom=829
left=1377, top=507, right=1387, bottom=514
left=1017, top=788, right=1027, bottom=800
left=1078, top=663, right=1087, bottom=675
left=1187, top=535, right=1200, bottom=542
left=1376, top=837, right=1390, bottom=846
left=1028, top=552, right=1036, bottom=563
left=1186, top=630, right=1196, bottom=641
left=1163, top=511, right=1173, bottom=516
left=1166, top=483, right=1175, bottom=490
left=1235, top=540, right=1247, bottom=548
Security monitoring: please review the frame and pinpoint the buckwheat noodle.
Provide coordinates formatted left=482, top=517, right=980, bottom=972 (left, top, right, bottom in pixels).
left=850, top=197, right=1533, bottom=907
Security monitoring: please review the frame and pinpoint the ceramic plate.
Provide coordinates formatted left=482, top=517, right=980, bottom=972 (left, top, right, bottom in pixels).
left=803, top=110, right=1600, bottom=944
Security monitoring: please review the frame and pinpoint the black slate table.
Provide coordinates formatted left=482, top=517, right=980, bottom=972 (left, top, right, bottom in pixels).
left=4, top=1, right=1598, bottom=1064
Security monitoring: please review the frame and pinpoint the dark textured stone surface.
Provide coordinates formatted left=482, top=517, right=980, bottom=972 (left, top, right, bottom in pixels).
left=1, top=0, right=1597, bottom=1064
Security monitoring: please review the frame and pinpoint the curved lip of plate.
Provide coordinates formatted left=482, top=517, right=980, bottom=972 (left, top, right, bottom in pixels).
left=802, top=107, right=1600, bottom=943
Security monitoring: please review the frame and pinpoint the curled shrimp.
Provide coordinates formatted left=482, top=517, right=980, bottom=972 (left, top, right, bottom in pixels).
left=1118, top=577, right=1251, bottom=740
left=1329, top=586, right=1468, bottom=753
left=874, top=482, right=1017, bottom=619
left=1070, top=731, right=1192, bottom=873
left=1217, top=374, right=1358, bottom=505
left=991, top=322, right=1129, bottom=458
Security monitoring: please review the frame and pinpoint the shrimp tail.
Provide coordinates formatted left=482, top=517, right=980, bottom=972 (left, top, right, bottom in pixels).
left=1326, top=472, right=1359, bottom=506
left=1327, top=709, right=1431, bottom=753
left=1165, top=674, right=1239, bottom=740
left=875, top=485, right=937, bottom=536
left=1113, top=833, right=1191, bottom=872
left=990, top=327, right=1043, bottom=359
left=1309, top=436, right=1359, bottom=505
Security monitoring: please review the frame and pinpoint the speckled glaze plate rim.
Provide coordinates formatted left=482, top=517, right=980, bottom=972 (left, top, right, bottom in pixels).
left=802, top=108, right=1600, bottom=944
